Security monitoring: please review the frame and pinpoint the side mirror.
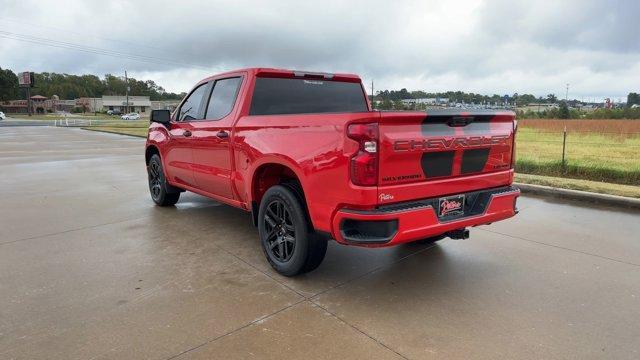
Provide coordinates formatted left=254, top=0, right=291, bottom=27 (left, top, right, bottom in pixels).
left=150, top=110, right=171, bottom=126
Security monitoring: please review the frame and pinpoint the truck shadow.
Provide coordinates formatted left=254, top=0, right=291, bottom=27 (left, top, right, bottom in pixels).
left=147, top=193, right=487, bottom=298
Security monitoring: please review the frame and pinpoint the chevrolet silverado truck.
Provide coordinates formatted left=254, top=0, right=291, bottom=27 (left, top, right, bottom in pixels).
left=145, top=68, right=520, bottom=276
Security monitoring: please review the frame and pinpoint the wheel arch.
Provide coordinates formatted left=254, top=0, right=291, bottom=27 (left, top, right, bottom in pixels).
left=145, top=144, right=183, bottom=194
left=145, top=144, right=160, bottom=164
left=250, top=161, right=310, bottom=228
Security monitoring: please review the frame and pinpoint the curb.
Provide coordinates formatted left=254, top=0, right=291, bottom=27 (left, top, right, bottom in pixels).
left=514, top=182, right=640, bottom=210
left=81, top=127, right=146, bottom=138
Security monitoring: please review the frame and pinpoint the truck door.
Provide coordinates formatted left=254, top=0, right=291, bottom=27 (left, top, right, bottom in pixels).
left=164, top=81, right=211, bottom=188
left=191, top=76, right=243, bottom=200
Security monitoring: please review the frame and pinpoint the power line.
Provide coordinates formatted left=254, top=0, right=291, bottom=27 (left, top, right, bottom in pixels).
left=0, top=17, right=168, bottom=53
left=0, top=30, right=208, bottom=70
left=0, top=30, right=206, bottom=69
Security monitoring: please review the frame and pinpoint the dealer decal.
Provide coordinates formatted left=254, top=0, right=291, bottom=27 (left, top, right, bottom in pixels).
left=438, top=195, right=465, bottom=217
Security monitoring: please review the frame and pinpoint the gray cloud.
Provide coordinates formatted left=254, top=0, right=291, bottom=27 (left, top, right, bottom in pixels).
left=479, top=0, right=640, bottom=54
left=1, top=0, right=638, bottom=99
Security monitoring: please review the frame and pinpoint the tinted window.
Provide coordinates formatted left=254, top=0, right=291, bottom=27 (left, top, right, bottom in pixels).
left=179, top=83, right=208, bottom=121
left=206, top=77, right=242, bottom=120
left=249, top=77, right=368, bottom=115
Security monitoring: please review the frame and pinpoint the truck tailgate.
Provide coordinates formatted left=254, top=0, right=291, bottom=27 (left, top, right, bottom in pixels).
left=377, top=110, right=515, bottom=204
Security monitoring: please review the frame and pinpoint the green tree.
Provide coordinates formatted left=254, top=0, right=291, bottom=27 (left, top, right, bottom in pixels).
left=379, top=98, right=393, bottom=110
left=558, top=101, right=570, bottom=119
left=516, top=93, right=537, bottom=105
left=627, top=92, right=640, bottom=107
left=546, top=94, right=557, bottom=103
left=4, top=71, right=185, bottom=101
left=0, top=67, right=20, bottom=101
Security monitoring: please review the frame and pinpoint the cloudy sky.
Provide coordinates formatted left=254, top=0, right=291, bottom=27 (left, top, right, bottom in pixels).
left=1, top=0, right=637, bottom=100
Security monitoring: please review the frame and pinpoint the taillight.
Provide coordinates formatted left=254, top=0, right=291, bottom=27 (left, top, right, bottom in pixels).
left=347, top=123, right=378, bottom=186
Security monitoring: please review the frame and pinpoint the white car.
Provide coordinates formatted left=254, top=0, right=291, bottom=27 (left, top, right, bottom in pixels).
left=0, top=111, right=5, bottom=120
left=121, top=113, right=140, bottom=120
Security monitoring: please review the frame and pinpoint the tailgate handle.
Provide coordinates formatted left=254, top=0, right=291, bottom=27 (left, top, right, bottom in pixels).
left=447, top=116, right=473, bottom=127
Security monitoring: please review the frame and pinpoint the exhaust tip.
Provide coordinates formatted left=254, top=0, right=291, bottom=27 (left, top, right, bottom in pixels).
left=447, top=228, right=469, bottom=240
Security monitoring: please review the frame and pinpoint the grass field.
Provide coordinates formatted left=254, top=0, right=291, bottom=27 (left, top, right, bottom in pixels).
left=516, top=119, right=640, bottom=185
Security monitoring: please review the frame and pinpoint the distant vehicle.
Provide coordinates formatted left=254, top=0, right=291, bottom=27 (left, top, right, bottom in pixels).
left=121, top=113, right=140, bottom=120
left=107, top=109, right=122, bottom=116
left=0, top=111, right=5, bottom=120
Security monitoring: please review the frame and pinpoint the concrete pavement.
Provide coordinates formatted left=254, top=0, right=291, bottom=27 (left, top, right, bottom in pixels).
left=1, top=126, right=639, bottom=359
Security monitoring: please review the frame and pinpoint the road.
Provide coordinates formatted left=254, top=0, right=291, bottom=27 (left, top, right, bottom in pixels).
left=1, top=126, right=639, bottom=359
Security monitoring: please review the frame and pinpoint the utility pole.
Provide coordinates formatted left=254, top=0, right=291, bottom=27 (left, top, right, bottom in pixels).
left=125, top=70, right=129, bottom=114
left=565, top=83, right=569, bottom=102
left=370, top=80, right=374, bottom=110
left=26, top=86, right=32, bottom=116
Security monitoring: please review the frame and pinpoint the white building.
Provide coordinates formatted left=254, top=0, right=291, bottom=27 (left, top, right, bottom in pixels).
left=517, top=103, right=559, bottom=113
left=151, top=100, right=181, bottom=112
left=401, top=98, right=450, bottom=106
left=102, top=95, right=151, bottom=114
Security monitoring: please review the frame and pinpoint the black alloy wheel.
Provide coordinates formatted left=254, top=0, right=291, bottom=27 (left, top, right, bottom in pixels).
left=263, top=199, right=296, bottom=262
left=258, top=185, right=327, bottom=276
left=148, top=160, right=163, bottom=201
left=147, top=154, right=180, bottom=206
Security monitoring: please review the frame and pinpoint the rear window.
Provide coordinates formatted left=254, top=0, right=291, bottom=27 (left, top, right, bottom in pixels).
left=249, top=77, right=368, bottom=115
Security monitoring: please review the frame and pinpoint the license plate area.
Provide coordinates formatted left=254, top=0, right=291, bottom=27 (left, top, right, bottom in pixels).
left=438, top=194, right=465, bottom=218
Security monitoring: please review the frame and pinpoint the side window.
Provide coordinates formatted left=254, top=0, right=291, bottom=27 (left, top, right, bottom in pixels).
left=205, top=77, right=242, bottom=120
left=179, top=83, right=208, bottom=121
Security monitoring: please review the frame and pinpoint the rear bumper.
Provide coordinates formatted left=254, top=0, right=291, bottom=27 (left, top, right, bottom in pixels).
left=331, top=186, right=519, bottom=246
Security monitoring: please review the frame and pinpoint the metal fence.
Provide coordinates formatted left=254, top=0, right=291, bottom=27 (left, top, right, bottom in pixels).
left=517, top=127, right=639, bottom=172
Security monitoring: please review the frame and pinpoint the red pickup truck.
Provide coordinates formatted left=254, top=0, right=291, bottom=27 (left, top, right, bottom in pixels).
left=146, top=68, right=520, bottom=276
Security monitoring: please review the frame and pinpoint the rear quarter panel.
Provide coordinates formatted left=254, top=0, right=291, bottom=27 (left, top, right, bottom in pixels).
left=233, top=112, right=380, bottom=232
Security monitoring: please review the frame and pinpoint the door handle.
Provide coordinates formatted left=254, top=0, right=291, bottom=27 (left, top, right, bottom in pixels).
left=216, top=130, right=229, bottom=139
left=183, top=130, right=192, bottom=137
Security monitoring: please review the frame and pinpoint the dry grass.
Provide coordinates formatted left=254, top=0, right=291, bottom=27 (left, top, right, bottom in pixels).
left=519, top=119, right=640, bottom=138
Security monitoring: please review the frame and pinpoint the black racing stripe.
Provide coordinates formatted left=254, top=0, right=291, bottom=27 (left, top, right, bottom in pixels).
left=421, top=151, right=455, bottom=178
left=421, top=115, right=495, bottom=136
left=421, top=122, right=456, bottom=136
left=461, top=121, right=491, bottom=134
left=423, top=115, right=495, bottom=124
left=461, top=148, right=490, bottom=174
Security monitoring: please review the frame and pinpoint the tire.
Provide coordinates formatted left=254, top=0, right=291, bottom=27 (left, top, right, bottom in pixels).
left=147, top=154, right=180, bottom=206
left=258, top=185, right=327, bottom=276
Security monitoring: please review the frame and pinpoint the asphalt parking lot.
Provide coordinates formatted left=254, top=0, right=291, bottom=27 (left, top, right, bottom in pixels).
left=1, top=126, right=639, bottom=359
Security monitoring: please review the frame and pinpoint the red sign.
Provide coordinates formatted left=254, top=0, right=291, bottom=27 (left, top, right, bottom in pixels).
left=18, top=72, right=34, bottom=87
